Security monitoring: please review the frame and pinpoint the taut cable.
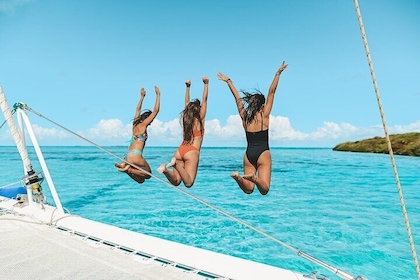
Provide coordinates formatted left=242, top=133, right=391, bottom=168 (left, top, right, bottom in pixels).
left=353, top=1, right=419, bottom=279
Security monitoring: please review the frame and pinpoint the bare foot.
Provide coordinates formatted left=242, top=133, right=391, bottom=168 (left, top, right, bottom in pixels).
left=230, top=171, right=240, bottom=180
left=243, top=173, right=257, bottom=182
left=157, top=163, right=166, bottom=174
left=166, top=157, right=176, bottom=168
left=115, top=162, right=130, bottom=172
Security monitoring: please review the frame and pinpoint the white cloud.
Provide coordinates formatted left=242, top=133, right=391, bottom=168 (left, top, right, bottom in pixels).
left=149, top=118, right=182, bottom=140
left=205, top=116, right=243, bottom=138
left=270, top=116, right=308, bottom=141
left=1, top=115, right=419, bottom=147
left=391, top=120, right=420, bottom=134
left=311, top=121, right=358, bottom=139
left=32, top=124, right=68, bottom=140
left=85, top=119, right=130, bottom=141
left=0, top=124, right=68, bottom=145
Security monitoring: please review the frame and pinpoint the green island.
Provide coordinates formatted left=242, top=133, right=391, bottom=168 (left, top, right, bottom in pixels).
left=333, top=132, right=420, bottom=157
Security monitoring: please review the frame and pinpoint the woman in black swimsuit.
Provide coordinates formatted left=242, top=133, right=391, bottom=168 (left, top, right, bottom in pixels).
left=217, top=61, right=288, bottom=195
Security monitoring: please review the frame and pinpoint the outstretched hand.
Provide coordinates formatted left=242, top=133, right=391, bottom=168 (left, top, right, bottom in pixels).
left=277, top=61, right=288, bottom=74
left=217, top=72, right=230, bottom=82
left=202, top=76, right=209, bottom=84
left=140, top=87, right=146, bottom=97
left=185, top=80, right=191, bottom=87
left=154, top=86, right=160, bottom=95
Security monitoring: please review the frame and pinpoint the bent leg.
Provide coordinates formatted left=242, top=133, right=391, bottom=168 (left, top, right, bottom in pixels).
left=174, top=150, right=199, bottom=188
left=128, top=165, right=152, bottom=179
left=162, top=168, right=182, bottom=186
left=125, top=157, right=152, bottom=179
left=230, top=171, right=252, bottom=194
left=118, top=155, right=153, bottom=184
left=159, top=151, right=182, bottom=186
left=251, top=151, right=272, bottom=195
left=230, top=154, right=256, bottom=194
left=128, top=173, right=146, bottom=184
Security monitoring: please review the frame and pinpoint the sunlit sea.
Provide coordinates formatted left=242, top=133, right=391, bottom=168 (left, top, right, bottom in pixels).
left=1, top=146, right=419, bottom=280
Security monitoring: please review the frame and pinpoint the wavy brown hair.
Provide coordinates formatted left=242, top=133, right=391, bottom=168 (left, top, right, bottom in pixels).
left=133, top=110, right=152, bottom=126
left=181, top=99, right=203, bottom=143
left=239, top=90, right=266, bottom=125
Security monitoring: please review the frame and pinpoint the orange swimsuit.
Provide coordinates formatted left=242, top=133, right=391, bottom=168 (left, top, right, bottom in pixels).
left=178, top=129, right=204, bottom=159
left=193, top=129, right=204, bottom=138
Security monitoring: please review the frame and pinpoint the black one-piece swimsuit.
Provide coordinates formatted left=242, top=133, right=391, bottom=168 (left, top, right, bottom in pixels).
left=245, top=127, right=269, bottom=166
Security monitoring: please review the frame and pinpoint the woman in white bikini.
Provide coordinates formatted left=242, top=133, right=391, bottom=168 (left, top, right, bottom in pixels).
left=115, top=86, right=160, bottom=184
left=217, top=61, right=288, bottom=195
left=157, top=77, right=209, bottom=188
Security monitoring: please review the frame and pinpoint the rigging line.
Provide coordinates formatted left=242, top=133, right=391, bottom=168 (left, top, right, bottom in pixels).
left=353, top=1, right=420, bottom=279
left=0, top=119, right=7, bottom=129
left=24, top=105, right=358, bottom=280
left=0, top=109, right=15, bottom=130
left=0, top=180, right=23, bottom=189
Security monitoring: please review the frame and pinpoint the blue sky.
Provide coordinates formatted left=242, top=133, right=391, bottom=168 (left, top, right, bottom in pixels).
left=1, top=0, right=419, bottom=147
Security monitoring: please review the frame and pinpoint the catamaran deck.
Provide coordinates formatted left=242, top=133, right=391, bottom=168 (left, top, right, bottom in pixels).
left=0, top=211, right=204, bottom=280
left=0, top=197, right=307, bottom=280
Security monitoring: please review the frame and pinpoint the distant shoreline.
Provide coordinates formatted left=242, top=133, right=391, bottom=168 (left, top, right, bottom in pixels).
left=333, top=132, right=420, bottom=157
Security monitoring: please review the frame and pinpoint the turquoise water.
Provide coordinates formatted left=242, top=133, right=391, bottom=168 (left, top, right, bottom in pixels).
left=1, top=146, right=419, bottom=280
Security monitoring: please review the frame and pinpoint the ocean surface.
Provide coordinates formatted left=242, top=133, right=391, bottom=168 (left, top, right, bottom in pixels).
left=1, top=146, right=419, bottom=280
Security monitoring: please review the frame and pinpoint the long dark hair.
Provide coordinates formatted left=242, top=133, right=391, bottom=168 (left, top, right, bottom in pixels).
left=239, top=90, right=265, bottom=125
left=133, top=110, right=152, bottom=126
left=181, top=99, right=203, bottom=143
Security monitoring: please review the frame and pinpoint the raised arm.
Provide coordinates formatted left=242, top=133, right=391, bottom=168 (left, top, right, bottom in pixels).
left=185, top=80, right=191, bottom=107
left=143, top=86, right=160, bottom=125
left=200, top=76, right=209, bottom=119
left=134, top=87, right=146, bottom=119
left=217, top=72, right=244, bottom=118
left=264, top=61, right=288, bottom=116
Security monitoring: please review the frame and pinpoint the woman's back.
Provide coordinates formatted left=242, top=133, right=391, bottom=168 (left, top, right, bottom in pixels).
left=243, top=111, right=269, bottom=133
left=186, top=118, right=204, bottom=149
left=130, top=123, right=148, bottom=150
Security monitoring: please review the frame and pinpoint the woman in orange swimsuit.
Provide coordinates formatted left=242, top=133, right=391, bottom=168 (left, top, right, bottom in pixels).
left=157, top=77, right=209, bottom=188
left=217, top=61, right=288, bottom=195
left=115, top=86, right=160, bottom=184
